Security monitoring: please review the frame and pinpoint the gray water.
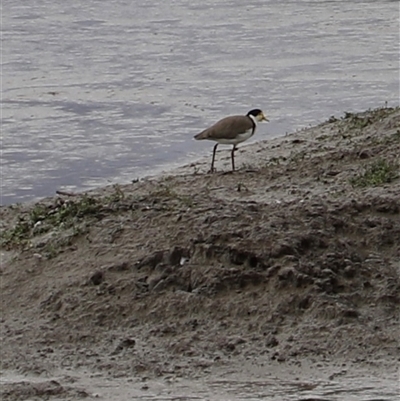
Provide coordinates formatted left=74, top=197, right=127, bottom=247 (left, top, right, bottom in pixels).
left=2, top=0, right=399, bottom=205
left=1, top=369, right=399, bottom=400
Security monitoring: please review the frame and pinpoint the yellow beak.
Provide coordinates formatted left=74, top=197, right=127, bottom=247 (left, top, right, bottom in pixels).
left=262, top=114, right=269, bottom=122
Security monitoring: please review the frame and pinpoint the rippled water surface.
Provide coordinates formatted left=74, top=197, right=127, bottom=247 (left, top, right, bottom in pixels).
left=2, top=0, right=399, bottom=204
left=1, top=370, right=399, bottom=400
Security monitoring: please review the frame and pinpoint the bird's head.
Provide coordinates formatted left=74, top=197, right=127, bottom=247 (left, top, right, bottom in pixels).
left=247, top=109, right=269, bottom=122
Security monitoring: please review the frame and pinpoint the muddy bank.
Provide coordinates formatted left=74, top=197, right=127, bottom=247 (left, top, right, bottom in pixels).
left=1, top=107, right=399, bottom=399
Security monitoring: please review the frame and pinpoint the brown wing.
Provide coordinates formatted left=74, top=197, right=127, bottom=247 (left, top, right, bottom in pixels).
left=194, top=115, right=254, bottom=140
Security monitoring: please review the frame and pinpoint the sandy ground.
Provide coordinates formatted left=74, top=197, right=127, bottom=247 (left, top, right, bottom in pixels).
left=1, top=107, right=399, bottom=400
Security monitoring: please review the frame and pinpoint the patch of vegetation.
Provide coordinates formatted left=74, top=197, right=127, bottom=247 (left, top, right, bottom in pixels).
left=268, top=156, right=283, bottom=165
left=344, top=113, right=373, bottom=130
left=179, top=195, right=194, bottom=207
left=342, top=106, right=398, bottom=131
left=149, top=185, right=195, bottom=208
left=350, top=159, right=399, bottom=188
left=316, top=134, right=330, bottom=141
left=0, top=194, right=104, bottom=248
left=392, top=130, right=400, bottom=143
left=288, top=149, right=308, bottom=164
left=107, top=184, right=125, bottom=203
left=0, top=219, right=31, bottom=246
left=150, top=185, right=177, bottom=199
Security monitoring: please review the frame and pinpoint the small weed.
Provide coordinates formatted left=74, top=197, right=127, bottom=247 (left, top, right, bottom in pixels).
left=241, top=162, right=254, bottom=170
left=350, top=159, right=399, bottom=188
left=108, top=184, right=125, bottom=202
left=163, top=175, right=176, bottom=182
left=392, top=130, right=400, bottom=142
left=149, top=185, right=195, bottom=208
left=179, top=195, right=194, bottom=207
left=192, top=166, right=200, bottom=175
left=43, top=243, right=60, bottom=260
left=150, top=185, right=177, bottom=199
left=237, top=183, right=249, bottom=192
left=289, top=150, right=307, bottom=164
left=266, top=156, right=283, bottom=168
left=316, top=134, right=330, bottom=141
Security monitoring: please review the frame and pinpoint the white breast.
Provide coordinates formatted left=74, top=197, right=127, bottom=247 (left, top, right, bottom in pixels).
left=216, top=127, right=256, bottom=145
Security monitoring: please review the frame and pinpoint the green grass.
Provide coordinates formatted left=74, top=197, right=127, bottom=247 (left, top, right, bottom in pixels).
left=350, top=159, right=399, bottom=188
left=0, top=194, right=104, bottom=248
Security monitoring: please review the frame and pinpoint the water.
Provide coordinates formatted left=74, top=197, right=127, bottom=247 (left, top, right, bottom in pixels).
left=2, top=0, right=399, bottom=205
left=1, top=370, right=399, bottom=400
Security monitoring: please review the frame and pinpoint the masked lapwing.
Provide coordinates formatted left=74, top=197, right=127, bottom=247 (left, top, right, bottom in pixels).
left=194, top=109, right=268, bottom=172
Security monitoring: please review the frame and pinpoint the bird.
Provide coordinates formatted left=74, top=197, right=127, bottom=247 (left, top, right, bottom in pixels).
left=194, top=109, right=269, bottom=172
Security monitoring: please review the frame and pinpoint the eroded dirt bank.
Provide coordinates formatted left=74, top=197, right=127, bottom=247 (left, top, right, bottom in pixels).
left=1, top=107, right=399, bottom=399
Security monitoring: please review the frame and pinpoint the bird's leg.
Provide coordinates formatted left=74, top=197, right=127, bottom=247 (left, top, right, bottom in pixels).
left=231, top=145, right=237, bottom=171
left=209, top=143, right=218, bottom=173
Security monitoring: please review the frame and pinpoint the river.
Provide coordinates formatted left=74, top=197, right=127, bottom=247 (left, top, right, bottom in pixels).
left=2, top=0, right=399, bottom=205
left=1, top=365, right=399, bottom=400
